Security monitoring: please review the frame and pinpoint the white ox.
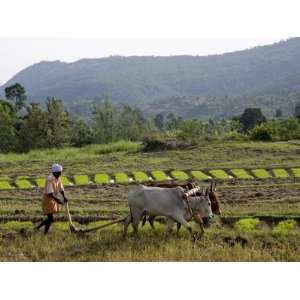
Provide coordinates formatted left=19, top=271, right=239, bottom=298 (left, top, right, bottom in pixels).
left=123, top=185, right=213, bottom=241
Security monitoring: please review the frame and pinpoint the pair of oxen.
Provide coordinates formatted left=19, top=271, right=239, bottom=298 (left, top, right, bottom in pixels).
left=123, top=181, right=221, bottom=241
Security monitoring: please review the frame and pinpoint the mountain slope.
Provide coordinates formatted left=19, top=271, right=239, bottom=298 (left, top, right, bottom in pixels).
left=1, top=38, right=300, bottom=106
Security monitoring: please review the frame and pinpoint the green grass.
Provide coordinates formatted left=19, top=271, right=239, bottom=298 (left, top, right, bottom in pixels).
left=35, top=177, right=46, bottom=188
left=151, top=170, right=168, bottom=181
left=273, top=220, right=297, bottom=236
left=0, top=176, right=10, bottom=181
left=73, top=175, right=89, bottom=186
left=0, top=181, right=14, bottom=190
left=0, top=141, right=142, bottom=163
left=170, top=170, right=189, bottom=181
left=15, top=176, right=33, bottom=189
left=0, top=221, right=33, bottom=231
left=132, top=171, right=149, bottom=183
left=1, top=223, right=300, bottom=261
left=115, top=172, right=129, bottom=184
left=234, top=218, right=260, bottom=232
left=94, top=173, right=110, bottom=185
left=251, top=169, right=271, bottom=179
left=231, top=169, right=253, bottom=179
left=272, top=169, right=289, bottom=179
left=209, top=169, right=231, bottom=180
left=1, top=141, right=300, bottom=178
left=190, top=170, right=209, bottom=180
left=291, top=168, right=300, bottom=178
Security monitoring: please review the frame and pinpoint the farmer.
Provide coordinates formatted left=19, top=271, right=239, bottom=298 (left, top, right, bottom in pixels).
left=35, top=163, right=68, bottom=234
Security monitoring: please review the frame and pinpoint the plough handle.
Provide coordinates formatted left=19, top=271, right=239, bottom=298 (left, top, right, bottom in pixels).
left=80, top=217, right=126, bottom=233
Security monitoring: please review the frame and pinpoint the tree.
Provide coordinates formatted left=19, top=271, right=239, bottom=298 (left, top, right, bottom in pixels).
left=46, top=97, right=71, bottom=147
left=238, top=108, right=266, bottom=132
left=154, top=113, right=164, bottom=131
left=295, top=102, right=300, bottom=118
left=177, top=119, right=204, bottom=143
left=5, top=83, right=27, bottom=112
left=18, top=103, right=49, bottom=152
left=275, top=108, right=283, bottom=118
left=117, top=104, right=144, bottom=141
left=69, top=117, right=94, bottom=147
left=165, top=113, right=181, bottom=131
left=0, top=101, right=16, bottom=152
left=92, top=101, right=117, bottom=144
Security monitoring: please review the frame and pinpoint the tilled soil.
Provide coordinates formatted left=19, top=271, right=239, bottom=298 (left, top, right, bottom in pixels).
left=0, top=182, right=300, bottom=222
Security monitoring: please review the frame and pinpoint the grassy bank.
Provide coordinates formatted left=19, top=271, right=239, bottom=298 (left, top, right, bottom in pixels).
left=0, top=140, right=299, bottom=178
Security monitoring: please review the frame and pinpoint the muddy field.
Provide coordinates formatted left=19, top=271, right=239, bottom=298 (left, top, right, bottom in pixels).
left=1, top=180, right=300, bottom=221
left=1, top=179, right=300, bottom=261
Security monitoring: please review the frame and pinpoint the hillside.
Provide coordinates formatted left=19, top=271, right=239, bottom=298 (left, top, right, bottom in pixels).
left=1, top=38, right=300, bottom=118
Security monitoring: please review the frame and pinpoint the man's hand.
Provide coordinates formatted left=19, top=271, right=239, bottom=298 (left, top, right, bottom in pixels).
left=48, top=193, right=63, bottom=205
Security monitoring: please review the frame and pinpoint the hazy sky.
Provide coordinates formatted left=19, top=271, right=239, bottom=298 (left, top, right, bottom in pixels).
left=0, top=38, right=285, bottom=84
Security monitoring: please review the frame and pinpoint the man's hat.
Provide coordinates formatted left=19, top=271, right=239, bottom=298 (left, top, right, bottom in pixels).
left=52, top=163, right=63, bottom=173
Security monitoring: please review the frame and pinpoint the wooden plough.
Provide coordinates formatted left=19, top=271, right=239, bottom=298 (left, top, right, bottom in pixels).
left=64, top=202, right=126, bottom=234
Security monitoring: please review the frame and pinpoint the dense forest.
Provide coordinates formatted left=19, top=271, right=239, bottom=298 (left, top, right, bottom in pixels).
left=1, top=38, right=300, bottom=119
left=1, top=83, right=300, bottom=153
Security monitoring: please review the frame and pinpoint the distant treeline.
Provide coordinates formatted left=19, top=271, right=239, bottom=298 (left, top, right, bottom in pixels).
left=1, top=83, right=300, bottom=153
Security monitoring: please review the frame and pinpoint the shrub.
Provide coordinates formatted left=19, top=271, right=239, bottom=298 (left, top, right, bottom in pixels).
left=142, top=135, right=172, bottom=152
left=94, top=173, right=110, bottom=184
left=191, top=170, right=209, bottom=181
left=223, top=131, right=248, bottom=141
left=250, top=121, right=279, bottom=141
left=250, top=119, right=300, bottom=141
left=234, top=218, right=260, bottom=232
left=170, top=170, right=189, bottom=181
left=177, top=119, right=204, bottom=143
left=273, top=220, right=297, bottom=236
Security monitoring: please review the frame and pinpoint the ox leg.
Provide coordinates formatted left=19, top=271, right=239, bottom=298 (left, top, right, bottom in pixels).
left=193, top=213, right=204, bottom=238
left=174, top=216, right=196, bottom=242
left=131, top=210, right=143, bottom=237
left=123, top=214, right=132, bottom=239
left=176, top=223, right=181, bottom=234
left=148, top=216, right=155, bottom=230
left=166, top=218, right=174, bottom=235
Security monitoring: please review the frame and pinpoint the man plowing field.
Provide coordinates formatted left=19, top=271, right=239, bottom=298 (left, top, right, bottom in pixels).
left=35, top=164, right=69, bottom=234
